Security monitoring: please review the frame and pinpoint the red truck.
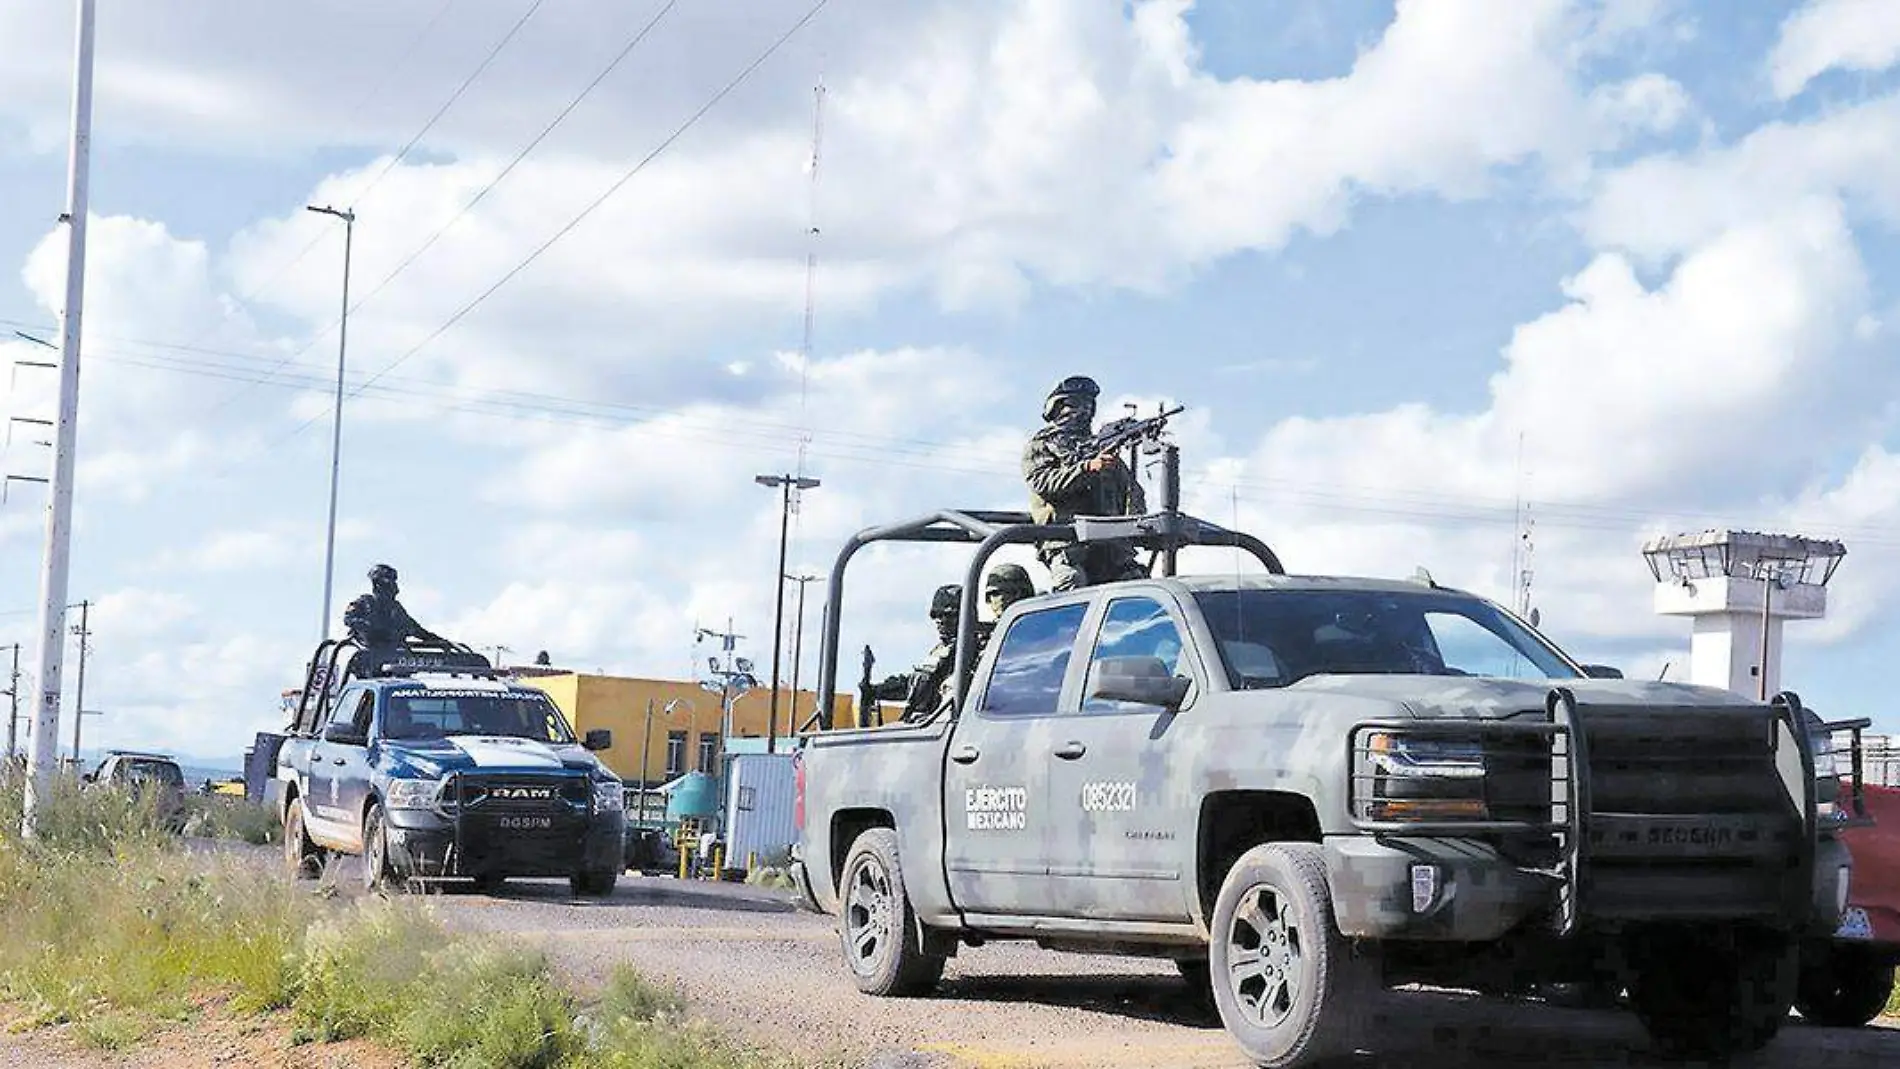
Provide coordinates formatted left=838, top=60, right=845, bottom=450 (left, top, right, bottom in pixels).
left=1802, top=781, right=1900, bottom=1026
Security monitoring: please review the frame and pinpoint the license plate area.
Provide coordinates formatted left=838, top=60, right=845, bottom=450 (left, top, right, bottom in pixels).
left=496, top=815, right=554, bottom=831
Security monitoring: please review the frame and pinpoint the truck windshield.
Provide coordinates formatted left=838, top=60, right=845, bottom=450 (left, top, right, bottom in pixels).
left=383, top=691, right=576, bottom=744
left=1192, top=588, right=1580, bottom=688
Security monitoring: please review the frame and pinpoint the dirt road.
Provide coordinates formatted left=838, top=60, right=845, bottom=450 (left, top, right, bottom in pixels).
left=414, top=872, right=1900, bottom=1069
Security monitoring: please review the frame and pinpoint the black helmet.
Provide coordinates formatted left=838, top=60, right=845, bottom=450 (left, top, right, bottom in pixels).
left=1042, top=375, right=1099, bottom=421
left=928, top=584, right=961, bottom=620
left=985, top=564, right=1034, bottom=597
left=368, top=563, right=398, bottom=585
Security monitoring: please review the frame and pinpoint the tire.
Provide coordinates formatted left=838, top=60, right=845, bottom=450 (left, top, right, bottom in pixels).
left=1796, top=944, right=1896, bottom=1028
left=283, top=797, right=323, bottom=880
left=1626, top=924, right=1796, bottom=1060
left=1207, top=843, right=1378, bottom=1068
left=361, top=802, right=404, bottom=894
left=571, top=869, right=618, bottom=897
left=838, top=828, right=945, bottom=996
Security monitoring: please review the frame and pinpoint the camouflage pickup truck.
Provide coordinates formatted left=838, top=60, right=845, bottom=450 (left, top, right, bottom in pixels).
left=793, top=502, right=1863, bottom=1069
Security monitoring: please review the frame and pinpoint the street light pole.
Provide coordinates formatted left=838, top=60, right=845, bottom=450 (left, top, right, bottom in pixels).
left=754, top=474, right=818, bottom=753
left=307, top=204, right=355, bottom=644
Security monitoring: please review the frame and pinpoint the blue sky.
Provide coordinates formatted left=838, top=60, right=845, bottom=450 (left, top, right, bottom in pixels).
left=3, top=0, right=1900, bottom=763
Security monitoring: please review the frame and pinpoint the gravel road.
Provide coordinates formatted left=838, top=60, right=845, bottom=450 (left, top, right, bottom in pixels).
left=384, top=869, right=1900, bottom=1069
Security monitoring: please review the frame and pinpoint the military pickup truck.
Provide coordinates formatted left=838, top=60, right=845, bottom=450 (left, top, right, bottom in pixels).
left=268, top=638, right=626, bottom=895
left=793, top=499, right=1864, bottom=1068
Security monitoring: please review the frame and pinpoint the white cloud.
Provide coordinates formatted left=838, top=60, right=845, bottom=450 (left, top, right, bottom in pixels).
left=1769, top=0, right=1900, bottom=100
left=1584, top=92, right=1900, bottom=261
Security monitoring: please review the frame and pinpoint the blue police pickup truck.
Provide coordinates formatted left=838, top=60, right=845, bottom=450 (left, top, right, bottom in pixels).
left=268, top=639, right=626, bottom=895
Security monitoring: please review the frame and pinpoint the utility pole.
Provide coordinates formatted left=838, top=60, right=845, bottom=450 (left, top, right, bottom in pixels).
left=2, top=644, right=19, bottom=760
left=68, top=599, right=89, bottom=765
left=306, top=203, right=355, bottom=643
left=754, top=474, right=818, bottom=753
left=26, top=0, right=97, bottom=836
left=786, top=572, right=819, bottom=725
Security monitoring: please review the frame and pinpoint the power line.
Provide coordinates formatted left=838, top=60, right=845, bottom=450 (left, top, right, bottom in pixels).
left=270, top=0, right=836, bottom=452
left=335, top=0, right=683, bottom=330
left=188, top=0, right=552, bottom=422
left=14, top=322, right=1900, bottom=549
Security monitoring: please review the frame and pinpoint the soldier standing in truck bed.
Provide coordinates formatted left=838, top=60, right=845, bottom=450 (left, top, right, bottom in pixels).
left=1022, top=375, right=1147, bottom=591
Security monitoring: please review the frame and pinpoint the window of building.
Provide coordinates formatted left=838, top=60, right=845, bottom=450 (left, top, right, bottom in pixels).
left=978, top=603, right=1089, bottom=718
left=696, top=732, right=717, bottom=772
left=665, top=730, right=687, bottom=776
left=1083, top=597, right=1190, bottom=714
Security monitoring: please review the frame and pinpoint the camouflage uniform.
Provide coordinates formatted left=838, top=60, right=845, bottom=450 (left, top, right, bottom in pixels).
left=1022, top=376, right=1147, bottom=592
left=975, top=564, right=1037, bottom=661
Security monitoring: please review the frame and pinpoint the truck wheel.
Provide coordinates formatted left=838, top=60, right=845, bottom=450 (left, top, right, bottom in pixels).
left=1207, top=842, right=1377, bottom=1068
left=839, top=828, right=945, bottom=997
left=1626, top=924, right=1796, bottom=1059
left=361, top=802, right=404, bottom=894
left=570, top=869, right=618, bottom=897
left=283, top=797, right=323, bottom=880
left=1795, top=944, right=1896, bottom=1028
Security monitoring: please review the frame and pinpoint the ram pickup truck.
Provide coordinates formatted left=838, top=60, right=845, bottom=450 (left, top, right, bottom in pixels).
left=794, top=503, right=1861, bottom=1069
left=270, top=640, right=626, bottom=896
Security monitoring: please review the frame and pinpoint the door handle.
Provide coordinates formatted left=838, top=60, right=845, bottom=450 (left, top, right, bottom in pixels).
left=331, top=758, right=345, bottom=766
left=1054, top=741, right=1087, bottom=760
left=951, top=745, right=980, bottom=765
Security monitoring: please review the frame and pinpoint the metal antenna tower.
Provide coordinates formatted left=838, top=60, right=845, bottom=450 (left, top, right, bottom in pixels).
left=793, top=71, right=825, bottom=477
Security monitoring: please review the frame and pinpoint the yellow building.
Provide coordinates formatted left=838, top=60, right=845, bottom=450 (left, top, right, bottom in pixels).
left=514, top=670, right=858, bottom=787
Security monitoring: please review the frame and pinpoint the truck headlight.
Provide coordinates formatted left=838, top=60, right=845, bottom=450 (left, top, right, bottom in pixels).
left=1355, top=731, right=1488, bottom=821
left=593, top=780, right=624, bottom=811
left=385, top=778, right=439, bottom=811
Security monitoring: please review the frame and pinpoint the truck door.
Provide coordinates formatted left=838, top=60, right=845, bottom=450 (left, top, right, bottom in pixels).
left=1043, top=592, right=1200, bottom=922
left=943, top=599, right=1090, bottom=917
left=309, top=687, right=374, bottom=847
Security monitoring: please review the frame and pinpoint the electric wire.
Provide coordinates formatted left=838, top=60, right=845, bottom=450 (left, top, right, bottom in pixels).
left=267, top=0, right=835, bottom=454
left=22, top=330, right=1900, bottom=550
left=190, top=0, right=551, bottom=421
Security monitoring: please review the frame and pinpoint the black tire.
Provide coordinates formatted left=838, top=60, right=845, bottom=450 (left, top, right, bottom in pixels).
left=570, top=869, right=618, bottom=897
left=1796, top=944, right=1896, bottom=1028
left=283, top=797, right=323, bottom=880
left=1626, top=924, right=1796, bottom=1060
left=361, top=802, right=404, bottom=893
left=838, top=828, right=945, bottom=996
left=1207, top=842, right=1378, bottom=1068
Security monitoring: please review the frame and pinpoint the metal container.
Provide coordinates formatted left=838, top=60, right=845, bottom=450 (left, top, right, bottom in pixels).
left=664, top=770, right=719, bottom=823
left=721, top=753, right=798, bottom=869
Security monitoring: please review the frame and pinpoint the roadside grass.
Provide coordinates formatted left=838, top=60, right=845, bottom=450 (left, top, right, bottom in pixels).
left=0, top=770, right=816, bottom=1067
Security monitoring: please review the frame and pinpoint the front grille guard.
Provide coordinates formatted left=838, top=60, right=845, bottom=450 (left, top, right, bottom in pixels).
left=1345, top=687, right=1864, bottom=937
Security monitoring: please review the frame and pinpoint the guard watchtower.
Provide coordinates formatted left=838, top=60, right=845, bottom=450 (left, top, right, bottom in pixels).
left=1642, top=530, right=1846, bottom=699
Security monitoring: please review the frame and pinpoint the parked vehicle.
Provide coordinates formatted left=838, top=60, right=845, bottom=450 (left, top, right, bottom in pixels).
left=1797, top=780, right=1900, bottom=1026
left=794, top=483, right=1862, bottom=1068
left=87, top=749, right=188, bottom=829
left=267, top=638, right=626, bottom=895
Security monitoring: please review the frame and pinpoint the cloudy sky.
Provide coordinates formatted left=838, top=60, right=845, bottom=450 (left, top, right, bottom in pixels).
left=3, top=0, right=1900, bottom=764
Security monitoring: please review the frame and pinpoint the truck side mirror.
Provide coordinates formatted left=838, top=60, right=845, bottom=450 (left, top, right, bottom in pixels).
left=1582, top=664, right=1624, bottom=679
left=583, top=728, right=613, bottom=751
left=322, top=721, right=367, bottom=746
left=1089, top=656, right=1191, bottom=710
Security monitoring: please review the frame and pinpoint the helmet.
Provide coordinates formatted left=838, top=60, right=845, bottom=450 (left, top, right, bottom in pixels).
left=928, top=584, right=961, bottom=621
left=368, top=563, right=398, bottom=585
left=985, top=564, right=1034, bottom=598
left=1042, top=375, right=1100, bottom=422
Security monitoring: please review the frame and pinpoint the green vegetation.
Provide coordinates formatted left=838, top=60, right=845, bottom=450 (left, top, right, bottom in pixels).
left=0, top=770, right=813, bottom=1067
